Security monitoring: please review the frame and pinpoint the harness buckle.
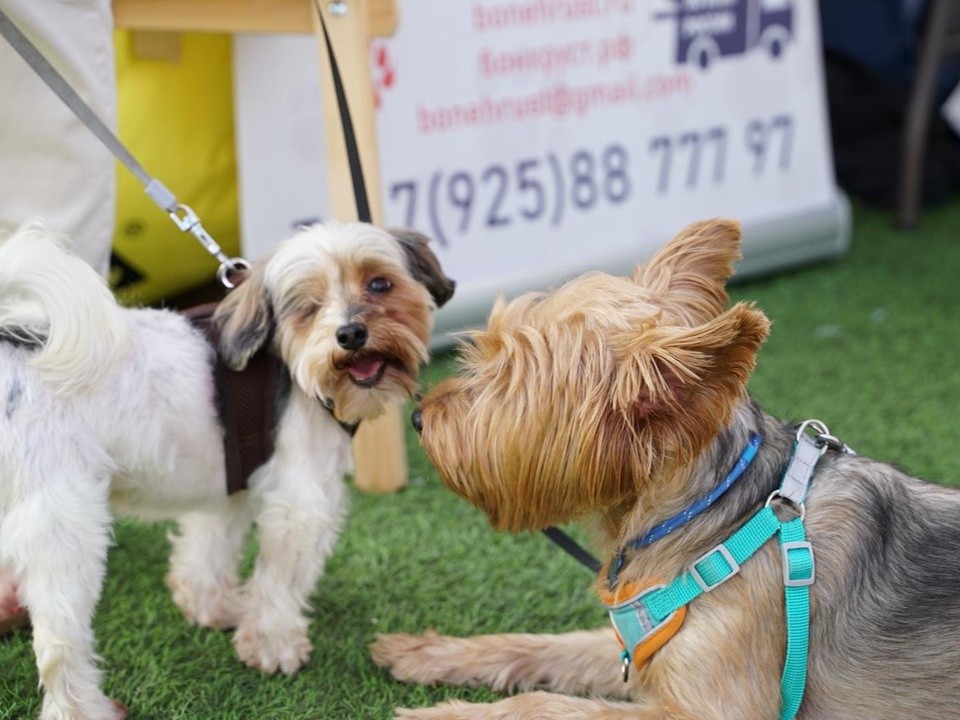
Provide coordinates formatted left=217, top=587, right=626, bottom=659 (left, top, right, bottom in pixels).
left=689, top=544, right=740, bottom=592
left=781, top=540, right=816, bottom=587
left=601, top=581, right=687, bottom=676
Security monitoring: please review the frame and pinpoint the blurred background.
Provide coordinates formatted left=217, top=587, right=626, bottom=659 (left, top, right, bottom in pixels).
left=3, top=1, right=960, bottom=718
left=98, top=0, right=960, bottom=322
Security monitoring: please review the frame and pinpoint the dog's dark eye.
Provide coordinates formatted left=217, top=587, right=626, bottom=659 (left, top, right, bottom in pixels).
left=368, top=277, right=392, bottom=294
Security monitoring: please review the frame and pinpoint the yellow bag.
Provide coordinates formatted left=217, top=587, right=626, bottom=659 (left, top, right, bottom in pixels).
left=111, top=31, right=239, bottom=304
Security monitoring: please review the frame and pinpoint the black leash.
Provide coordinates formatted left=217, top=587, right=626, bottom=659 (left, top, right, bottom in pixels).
left=541, top=526, right=602, bottom=574
left=313, top=0, right=373, bottom=225
left=316, top=1, right=601, bottom=576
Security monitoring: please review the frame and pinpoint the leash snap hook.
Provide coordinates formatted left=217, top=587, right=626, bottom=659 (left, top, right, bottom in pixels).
left=815, top=431, right=855, bottom=455
left=795, top=419, right=830, bottom=454
left=169, top=203, right=236, bottom=261
left=796, top=418, right=855, bottom=455
left=168, top=202, right=202, bottom=233
left=169, top=202, right=251, bottom=289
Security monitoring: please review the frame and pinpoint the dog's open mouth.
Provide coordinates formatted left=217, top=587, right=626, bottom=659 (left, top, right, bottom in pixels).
left=344, top=353, right=390, bottom=387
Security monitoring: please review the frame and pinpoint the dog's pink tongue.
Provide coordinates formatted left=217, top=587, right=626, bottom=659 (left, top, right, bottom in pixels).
left=348, top=357, right=384, bottom=381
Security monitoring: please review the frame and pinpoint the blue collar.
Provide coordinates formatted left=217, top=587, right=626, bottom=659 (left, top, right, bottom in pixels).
left=608, top=432, right=762, bottom=587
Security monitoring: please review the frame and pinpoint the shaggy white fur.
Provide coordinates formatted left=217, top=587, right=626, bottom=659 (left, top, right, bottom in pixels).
left=0, top=220, right=450, bottom=720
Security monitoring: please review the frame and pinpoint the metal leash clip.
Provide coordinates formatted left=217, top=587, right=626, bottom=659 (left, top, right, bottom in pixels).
left=168, top=203, right=250, bottom=288
left=796, top=419, right=856, bottom=456
left=815, top=432, right=855, bottom=455
left=795, top=419, right=832, bottom=448
left=0, top=8, right=253, bottom=291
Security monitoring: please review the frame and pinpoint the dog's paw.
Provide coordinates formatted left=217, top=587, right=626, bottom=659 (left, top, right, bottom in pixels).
left=370, top=631, right=459, bottom=685
left=166, top=572, right=239, bottom=630
left=233, top=617, right=312, bottom=676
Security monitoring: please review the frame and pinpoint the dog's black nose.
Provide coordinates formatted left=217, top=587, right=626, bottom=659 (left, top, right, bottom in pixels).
left=336, top=323, right=368, bottom=351
left=411, top=407, right=423, bottom=434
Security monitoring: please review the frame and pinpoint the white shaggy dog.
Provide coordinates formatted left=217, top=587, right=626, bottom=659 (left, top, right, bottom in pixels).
left=0, top=221, right=454, bottom=720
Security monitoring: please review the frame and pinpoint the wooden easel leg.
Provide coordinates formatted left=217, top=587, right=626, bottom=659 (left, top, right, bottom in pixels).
left=352, top=403, right=410, bottom=493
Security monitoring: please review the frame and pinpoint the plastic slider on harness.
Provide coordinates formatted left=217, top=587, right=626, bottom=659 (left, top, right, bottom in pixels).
left=688, top=543, right=740, bottom=592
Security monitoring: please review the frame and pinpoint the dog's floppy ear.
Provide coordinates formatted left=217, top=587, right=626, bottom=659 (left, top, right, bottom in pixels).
left=635, top=219, right=742, bottom=326
left=612, top=302, right=770, bottom=463
left=211, top=261, right=274, bottom=371
left=388, top=228, right=456, bottom=308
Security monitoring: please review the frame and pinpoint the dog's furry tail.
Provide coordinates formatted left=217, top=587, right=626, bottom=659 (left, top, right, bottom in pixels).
left=0, top=221, right=130, bottom=393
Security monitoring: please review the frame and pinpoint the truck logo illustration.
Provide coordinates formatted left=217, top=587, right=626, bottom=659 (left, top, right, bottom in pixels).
left=655, top=0, right=794, bottom=70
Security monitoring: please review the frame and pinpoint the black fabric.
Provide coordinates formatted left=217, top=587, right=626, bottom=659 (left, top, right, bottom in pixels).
left=314, top=0, right=373, bottom=224
left=541, top=526, right=602, bottom=574
left=184, top=303, right=359, bottom=493
left=825, top=50, right=960, bottom=207
left=184, top=303, right=280, bottom=495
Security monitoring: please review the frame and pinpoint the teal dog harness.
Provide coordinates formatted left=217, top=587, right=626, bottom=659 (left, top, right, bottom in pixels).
left=601, top=420, right=851, bottom=720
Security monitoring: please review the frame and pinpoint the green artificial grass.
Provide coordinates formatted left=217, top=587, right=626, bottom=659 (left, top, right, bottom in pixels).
left=3, top=199, right=960, bottom=718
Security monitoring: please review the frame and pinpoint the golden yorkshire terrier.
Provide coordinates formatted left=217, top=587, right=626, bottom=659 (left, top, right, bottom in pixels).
left=371, top=219, right=960, bottom=719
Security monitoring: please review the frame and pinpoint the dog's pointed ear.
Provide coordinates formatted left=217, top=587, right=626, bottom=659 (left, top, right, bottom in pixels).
left=635, top=219, right=742, bottom=326
left=389, top=228, right=456, bottom=308
left=211, top=261, right=274, bottom=371
left=612, top=302, right=770, bottom=463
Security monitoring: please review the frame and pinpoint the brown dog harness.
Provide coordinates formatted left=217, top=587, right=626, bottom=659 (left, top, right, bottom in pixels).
left=182, top=303, right=359, bottom=495
left=183, top=303, right=281, bottom=494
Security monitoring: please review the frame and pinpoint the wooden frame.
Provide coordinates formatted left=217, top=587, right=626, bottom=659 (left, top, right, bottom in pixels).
left=112, top=0, right=397, bottom=36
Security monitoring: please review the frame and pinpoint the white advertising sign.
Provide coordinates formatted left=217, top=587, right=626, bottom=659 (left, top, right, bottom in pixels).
left=234, top=0, right=849, bottom=341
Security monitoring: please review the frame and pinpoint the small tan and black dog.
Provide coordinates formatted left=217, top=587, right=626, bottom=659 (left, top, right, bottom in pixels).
left=372, top=219, right=960, bottom=719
